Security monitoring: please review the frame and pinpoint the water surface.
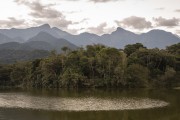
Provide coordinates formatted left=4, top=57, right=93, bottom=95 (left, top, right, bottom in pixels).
left=0, top=89, right=179, bottom=120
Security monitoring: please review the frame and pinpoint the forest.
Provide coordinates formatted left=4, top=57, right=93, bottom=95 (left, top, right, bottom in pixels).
left=0, top=43, right=179, bottom=88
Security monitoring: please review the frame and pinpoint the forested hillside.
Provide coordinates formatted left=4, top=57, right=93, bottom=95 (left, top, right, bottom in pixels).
left=0, top=43, right=179, bottom=88
left=0, top=49, right=50, bottom=64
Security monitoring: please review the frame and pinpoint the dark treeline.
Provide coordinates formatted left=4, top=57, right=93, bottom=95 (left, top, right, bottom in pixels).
left=0, top=49, right=50, bottom=64
left=0, top=43, right=179, bottom=88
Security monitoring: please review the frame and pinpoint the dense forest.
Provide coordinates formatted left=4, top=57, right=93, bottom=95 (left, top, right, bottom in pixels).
left=0, top=49, right=49, bottom=64
left=0, top=43, right=179, bottom=88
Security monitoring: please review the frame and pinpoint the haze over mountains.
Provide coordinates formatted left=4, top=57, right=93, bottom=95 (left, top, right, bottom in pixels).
left=0, top=24, right=179, bottom=51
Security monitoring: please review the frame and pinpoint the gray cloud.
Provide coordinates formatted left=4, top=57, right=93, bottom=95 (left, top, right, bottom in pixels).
left=14, top=0, right=72, bottom=28
left=87, top=22, right=115, bottom=35
left=153, top=17, right=179, bottom=27
left=88, top=23, right=107, bottom=34
left=0, top=17, right=25, bottom=28
left=116, top=16, right=152, bottom=30
left=14, top=0, right=61, bottom=18
left=175, top=9, right=180, bottom=12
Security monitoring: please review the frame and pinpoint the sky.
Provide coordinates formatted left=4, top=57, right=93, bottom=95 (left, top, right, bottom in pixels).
left=0, top=0, right=179, bottom=35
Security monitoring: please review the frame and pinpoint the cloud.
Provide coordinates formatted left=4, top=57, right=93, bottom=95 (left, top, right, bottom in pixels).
left=89, top=0, right=120, bottom=3
left=14, top=0, right=72, bottom=28
left=153, top=17, right=179, bottom=27
left=72, top=18, right=89, bottom=25
left=175, top=9, right=180, bottom=12
left=115, top=16, right=152, bottom=30
left=25, top=2, right=62, bottom=19
left=176, top=30, right=180, bottom=35
left=87, top=22, right=115, bottom=35
left=155, top=7, right=165, bottom=10
left=0, top=17, right=25, bottom=28
left=14, top=0, right=60, bottom=19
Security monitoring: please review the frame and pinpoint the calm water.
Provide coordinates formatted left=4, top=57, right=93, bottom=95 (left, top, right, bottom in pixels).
left=0, top=89, right=179, bottom=120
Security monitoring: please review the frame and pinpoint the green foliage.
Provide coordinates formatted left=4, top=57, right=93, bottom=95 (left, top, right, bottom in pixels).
left=128, top=48, right=176, bottom=78
left=124, top=43, right=146, bottom=56
left=0, top=49, right=49, bottom=64
left=0, top=43, right=179, bottom=88
left=166, top=43, right=180, bottom=55
left=153, top=67, right=177, bottom=87
left=126, top=64, right=149, bottom=88
left=166, top=43, right=180, bottom=71
left=0, top=65, right=12, bottom=86
left=10, top=62, right=30, bottom=87
left=60, top=67, right=86, bottom=88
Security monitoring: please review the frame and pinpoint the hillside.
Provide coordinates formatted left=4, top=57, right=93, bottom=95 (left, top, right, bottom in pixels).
left=0, top=24, right=179, bottom=49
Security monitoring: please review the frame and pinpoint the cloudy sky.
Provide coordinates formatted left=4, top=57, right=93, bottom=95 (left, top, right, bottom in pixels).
left=0, top=0, right=180, bottom=35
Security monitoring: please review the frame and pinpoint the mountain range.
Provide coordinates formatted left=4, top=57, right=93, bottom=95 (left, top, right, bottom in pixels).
left=0, top=24, right=180, bottom=50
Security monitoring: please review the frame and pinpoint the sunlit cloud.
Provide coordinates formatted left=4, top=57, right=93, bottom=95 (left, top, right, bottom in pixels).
left=115, top=16, right=152, bottom=30
left=153, top=17, right=179, bottom=28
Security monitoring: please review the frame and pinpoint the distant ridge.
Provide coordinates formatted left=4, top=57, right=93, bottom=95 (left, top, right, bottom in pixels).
left=28, top=31, right=77, bottom=52
left=0, top=24, right=179, bottom=49
left=0, top=32, right=77, bottom=53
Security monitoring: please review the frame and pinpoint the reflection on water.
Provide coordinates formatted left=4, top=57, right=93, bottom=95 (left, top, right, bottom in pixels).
left=0, top=89, right=180, bottom=120
left=0, top=93, right=168, bottom=111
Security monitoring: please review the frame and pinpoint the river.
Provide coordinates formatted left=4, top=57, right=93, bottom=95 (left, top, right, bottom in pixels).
left=0, top=89, right=179, bottom=120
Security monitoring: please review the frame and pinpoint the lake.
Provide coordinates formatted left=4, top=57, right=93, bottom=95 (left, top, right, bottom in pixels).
left=0, top=89, right=179, bottom=120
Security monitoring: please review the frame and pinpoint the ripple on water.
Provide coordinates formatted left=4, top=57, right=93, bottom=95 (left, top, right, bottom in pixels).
left=0, top=93, right=169, bottom=111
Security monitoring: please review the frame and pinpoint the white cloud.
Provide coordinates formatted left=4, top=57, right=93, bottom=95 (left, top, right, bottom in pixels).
left=89, top=0, right=119, bottom=3
left=87, top=22, right=115, bottom=35
left=153, top=17, right=179, bottom=28
left=116, top=16, right=152, bottom=30
left=0, top=0, right=178, bottom=35
left=0, top=17, right=25, bottom=28
left=14, top=0, right=73, bottom=29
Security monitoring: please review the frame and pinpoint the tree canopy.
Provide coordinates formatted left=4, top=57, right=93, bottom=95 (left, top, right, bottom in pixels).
left=0, top=43, right=179, bottom=88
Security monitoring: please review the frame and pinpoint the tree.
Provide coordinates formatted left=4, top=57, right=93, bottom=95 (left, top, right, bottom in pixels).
left=0, top=44, right=179, bottom=89
left=126, top=64, right=149, bottom=88
left=10, top=62, right=29, bottom=87
left=60, top=67, right=86, bottom=88
left=154, top=67, right=176, bottom=87
left=128, top=48, right=176, bottom=75
left=96, top=47, right=125, bottom=87
left=166, top=43, right=180, bottom=71
left=124, top=43, right=146, bottom=56
left=61, top=46, right=70, bottom=55
left=166, top=43, right=180, bottom=55
left=0, top=65, right=12, bottom=86
left=40, top=56, right=63, bottom=88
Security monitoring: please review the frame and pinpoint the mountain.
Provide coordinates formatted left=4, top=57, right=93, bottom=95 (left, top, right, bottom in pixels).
left=28, top=32, right=77, bottom=52
left=139, top=30, right=180, bottom=48
left=0, top=42, right=32, bottom=51
left=0, top=24, right=70, bottom=41
left=0, top=49, right=49, bottom=64
left=0, top=32, right=77, bottom=53
left=0, top=33, right=14, bottom=44
left=24, top=41, right=54, bottom=51
left=99, top=27, right=139, bottom=48
left=94, top=28, right=180, bottom=49
left=62, top=32, right=101, bottom=46
left=0, top=24, right=179, bottom=49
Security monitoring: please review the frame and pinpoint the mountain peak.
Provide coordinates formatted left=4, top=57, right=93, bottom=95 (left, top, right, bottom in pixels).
left=39, top=24, right=51, bottom=29
left=116, top=27, right=126, bottom=32
left=146, top=29, right=173, bottom=35
left=111, top=27, right=135, bottom=35
left=80, top=32, right=95, bottom=36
